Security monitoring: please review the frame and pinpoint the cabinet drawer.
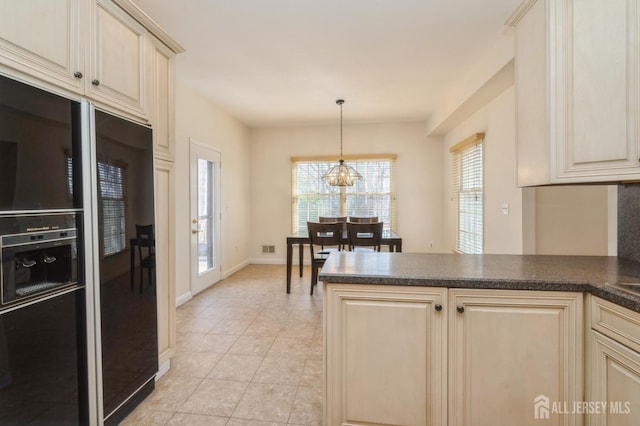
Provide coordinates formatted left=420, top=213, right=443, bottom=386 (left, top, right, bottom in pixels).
left=591, top=296, right=640, bottom=353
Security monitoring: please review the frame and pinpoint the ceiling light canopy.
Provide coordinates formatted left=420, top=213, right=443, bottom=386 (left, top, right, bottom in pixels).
left=322, top=99, right=362, bottom=187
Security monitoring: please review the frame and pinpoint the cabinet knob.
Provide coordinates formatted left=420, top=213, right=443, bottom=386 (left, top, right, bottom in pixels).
left=92, top=79, right=100, bottom=86
left=456, top=305, right=464, bottom=314
left=434, top=304, right=442, bottom=312
left=73, top=71, right=83, bottom=79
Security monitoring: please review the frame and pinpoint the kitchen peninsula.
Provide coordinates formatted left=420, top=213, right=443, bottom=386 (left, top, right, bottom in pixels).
left=319, top=252, right=640, bottom=425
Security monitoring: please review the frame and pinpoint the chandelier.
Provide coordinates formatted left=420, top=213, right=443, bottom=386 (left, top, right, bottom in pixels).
left=322, top=99, right=362, bottom=186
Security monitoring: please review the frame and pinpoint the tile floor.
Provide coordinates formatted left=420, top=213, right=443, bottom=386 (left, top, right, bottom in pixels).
left=122, top=264, right=323, bottom=425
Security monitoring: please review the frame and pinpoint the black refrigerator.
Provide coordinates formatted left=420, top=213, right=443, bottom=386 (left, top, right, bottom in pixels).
left=91, top=108, right=157, bottom=425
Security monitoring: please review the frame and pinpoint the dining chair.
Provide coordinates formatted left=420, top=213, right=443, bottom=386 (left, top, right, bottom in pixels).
left=134, top=224, right=155, bottom=293
left=319, top=216, right=347, bottom=232
left=307, top=221, right=343, bottom=295
left=346, top=221, right=383, bottom=252
left=348, top=216, right=379, bottom=223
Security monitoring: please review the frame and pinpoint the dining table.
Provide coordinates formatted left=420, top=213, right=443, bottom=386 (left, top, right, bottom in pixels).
left=285, top=229, right=402, bottom=293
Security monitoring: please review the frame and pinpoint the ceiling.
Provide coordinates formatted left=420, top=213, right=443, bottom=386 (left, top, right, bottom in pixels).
left=132, top=0, right=521, bottom=128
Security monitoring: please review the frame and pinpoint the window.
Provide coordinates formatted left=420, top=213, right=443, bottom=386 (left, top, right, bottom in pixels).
left=291, top=155, right=396, bottom=233
left=98, top=160, right=128, bottom=256
left=451, top=133, right=484, bottom=254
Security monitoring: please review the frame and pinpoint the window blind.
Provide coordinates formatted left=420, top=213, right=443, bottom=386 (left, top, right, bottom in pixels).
left=98, top=160, right=128, bottom=257
left=291, top=155, right=396, bottom=233
left=451, top=134, right=483, bottom=254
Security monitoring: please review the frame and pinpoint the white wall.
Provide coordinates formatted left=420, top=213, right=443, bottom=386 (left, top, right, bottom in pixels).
left=174, top=79, right=251, bottom=304
left=249, top=121, right=444, bottom=261
left=443, top=86, right=523, bottom=254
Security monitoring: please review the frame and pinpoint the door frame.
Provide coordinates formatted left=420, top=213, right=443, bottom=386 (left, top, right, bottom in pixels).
left=189, top=138, right=222, bottom=295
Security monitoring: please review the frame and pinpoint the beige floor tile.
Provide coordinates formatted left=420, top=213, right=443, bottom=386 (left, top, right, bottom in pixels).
left=243, top=319, right=285, bottom=337
left=119, top=407, right=174, bottom=425
left=252, top=356, right=305, bottom=386
left=125, top=265, right=325, bottom=424
left=278, top=323, right=315, bottom=339
left=177, top=317, right=220, bottom=334
left=178, top=305, right=226, bottom=319
left=179, top=379, right=248, bottom=417
left=208, top=354, right=263, bottom=381
left=177, top=333, right=239, bottom=354
left=210, top=319, right=252, bottom=335
left=232, top=383, right=297, bottom=423
left=266, top=337, right=313, bottom=359
left=226, top=419, right=285, bottom=426
left=255, top=308, right=292, bottom=322
left=288, top=387, right=322, bottom=425
left=220, top=306, right=261, bottom=321
left=167, top=352, right=223, bottom=379
left=299, top=359, right=322, bottom=388
left=143, top=376, right=203, bottom=412
left=167, top=412, right=228, bottom=425
left=228, top=335, right=275, bottom=356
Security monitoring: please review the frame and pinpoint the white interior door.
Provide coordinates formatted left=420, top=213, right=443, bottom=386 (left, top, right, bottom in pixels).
left=190, top=140, right=221, bottom=295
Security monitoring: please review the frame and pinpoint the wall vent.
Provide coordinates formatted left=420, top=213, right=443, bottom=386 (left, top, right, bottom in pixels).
left=262, top=245, right=275, bottom=254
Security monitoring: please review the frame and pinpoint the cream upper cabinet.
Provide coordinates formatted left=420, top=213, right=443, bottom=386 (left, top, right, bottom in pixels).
left=0, top=0, right=85, bottom=93
left=324, top=284, right=447, bottom=426
left=150, top=38, right=175, bottom=160
left=510, top=0, right=640, bottom=186
left=88, top=0, right=149, bottom=120
left=587, top=296, right=640, bottom=426
left=448, top=289, right=583, bottom=425
left=0, top=0, right=175, bottom=122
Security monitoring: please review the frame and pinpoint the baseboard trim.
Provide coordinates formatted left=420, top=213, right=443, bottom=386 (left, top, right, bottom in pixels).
left=249, top=258, right=286, bottom=265
left=156, top=358, right=171, bottom=380
left=222, top=259, right=250, bottom=279
left=249, top=258, right=310, bottom=266
left=176, top=291, right=192, bottom=307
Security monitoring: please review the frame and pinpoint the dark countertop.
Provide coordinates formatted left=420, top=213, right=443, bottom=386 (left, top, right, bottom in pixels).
left=318, top=252, right=640, bottom=313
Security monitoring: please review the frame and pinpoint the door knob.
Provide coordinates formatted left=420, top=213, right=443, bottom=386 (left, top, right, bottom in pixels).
left=192, top=229, right=200, bottom=234
left=192, top=219, right=198, bottom=224
left=434, top=304, right=443, bottom=311
left=457, top=306, right=465, bottom=314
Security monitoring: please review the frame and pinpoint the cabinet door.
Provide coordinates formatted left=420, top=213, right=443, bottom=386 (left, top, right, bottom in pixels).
left=589, top=331, right=640, bottom=425
left=89, top=0, right=148, bottom=119
left=554, top=0, right=640, bottom=181
left=150, top=38, right=175, bottom=160
left=449, top=289, right=583, bottom=426
left=0, top=0, right=85, bottom=93
left=154, top=159, right=176, bottom=373
left=324, top=284, right=447, bottom=426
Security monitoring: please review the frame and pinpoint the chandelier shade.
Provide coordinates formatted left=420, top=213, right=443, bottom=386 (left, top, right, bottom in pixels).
left=322, top=99, right=362, bottom=187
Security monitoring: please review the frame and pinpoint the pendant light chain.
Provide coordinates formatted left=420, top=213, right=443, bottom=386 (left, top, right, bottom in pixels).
left=339, top=100, right=343, bottom=158
left=321, top=98, right=362, bottom=186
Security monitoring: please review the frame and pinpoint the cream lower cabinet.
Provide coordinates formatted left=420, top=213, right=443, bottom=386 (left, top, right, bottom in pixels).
left=324, top=285, right=584, bottom=426
left=588, top=332, right=640, bottom=426
left=449, top=289, right=583, bottom=426
left=154, top=159, right=176, bottom=371
left=324, top=284, right=447, bottom=426
left=587, top=296, right=640, bottom=426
